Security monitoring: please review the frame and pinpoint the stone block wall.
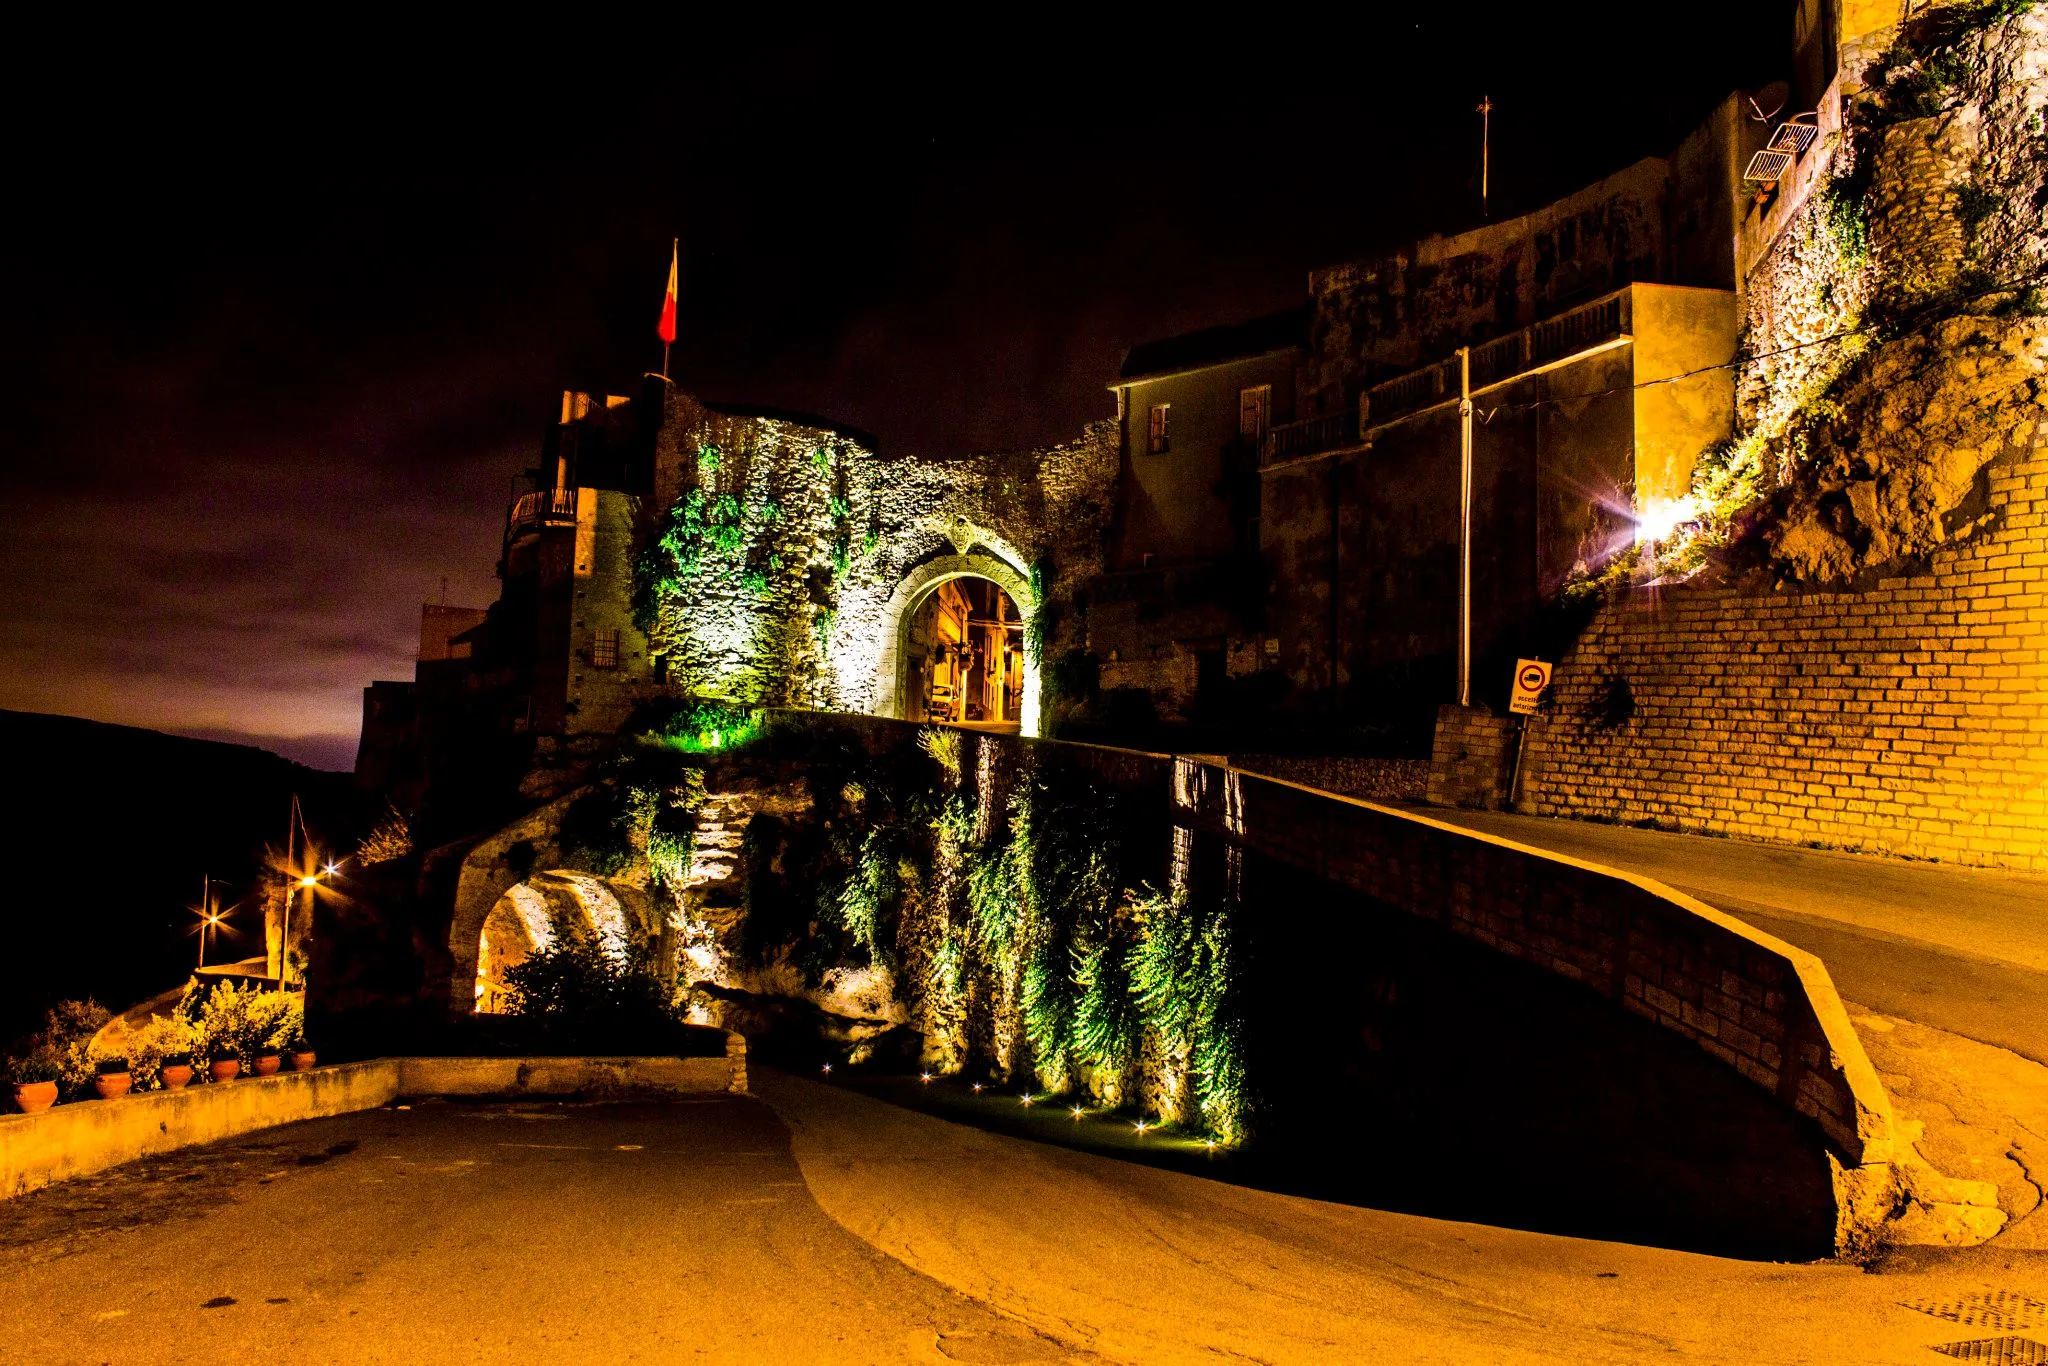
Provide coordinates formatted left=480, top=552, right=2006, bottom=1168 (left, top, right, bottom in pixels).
left=1426, top=704, right=1519, bottom=809
left=1522, top=437, right=2048, bottom=872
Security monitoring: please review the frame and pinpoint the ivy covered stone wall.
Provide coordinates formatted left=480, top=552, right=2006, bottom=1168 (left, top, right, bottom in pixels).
left=635, top=391, right=1116, bottom=730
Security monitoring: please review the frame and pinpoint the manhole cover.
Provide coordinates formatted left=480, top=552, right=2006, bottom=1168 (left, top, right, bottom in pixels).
left=1905, top=1292, right=2048, bottom=1334
left=1929, top=1338, right=2048, bottom=1364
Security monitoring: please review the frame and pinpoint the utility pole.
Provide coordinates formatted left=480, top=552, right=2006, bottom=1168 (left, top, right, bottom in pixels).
left=197, top=874, right=209, bottom=969
left=1477, top=96, right=1494, bottom=219
left=1457, top=346, right=1474, bottom=708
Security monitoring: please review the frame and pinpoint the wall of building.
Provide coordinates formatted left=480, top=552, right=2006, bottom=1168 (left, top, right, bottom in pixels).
left=1631, top=284, right=1742, bottom=507
left=1111, top=350, right=1296, bottom=570
left=1303, top=157, right=1674, bottom=413
left=563, top=488, right=655, bottom=739
left=1258, top=341, right=1640, bottom=730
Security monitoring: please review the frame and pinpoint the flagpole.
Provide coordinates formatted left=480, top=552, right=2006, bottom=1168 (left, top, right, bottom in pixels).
left=661, top=236, right=678, bottom=382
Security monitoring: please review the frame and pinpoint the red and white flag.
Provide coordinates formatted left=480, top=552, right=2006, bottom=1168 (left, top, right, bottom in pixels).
left=657, top=240, right=678, bottom=346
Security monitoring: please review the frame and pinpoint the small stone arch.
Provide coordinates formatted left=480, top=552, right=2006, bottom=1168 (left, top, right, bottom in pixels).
left=873, top=551, right=1040, bottom=735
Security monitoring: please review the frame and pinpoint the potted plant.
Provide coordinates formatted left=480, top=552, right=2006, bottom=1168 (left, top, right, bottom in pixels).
left=252, top=1044, right=282, bottom=1077
left=8, top=1050, right=63, bottom=1114
left=207, top=1053, right=241, bottom=1084
left=159, top=1051, right=194, bottom=1091
left=289, top=1038, right=316, bottom=1071
left=92, top=1056, right=133, bottom=1100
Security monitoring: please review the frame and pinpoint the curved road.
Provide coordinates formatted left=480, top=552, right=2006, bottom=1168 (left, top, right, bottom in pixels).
left=4, top=1084, right=2045, bottom=1363
left=1422, top=808, right=2048, bottom=1064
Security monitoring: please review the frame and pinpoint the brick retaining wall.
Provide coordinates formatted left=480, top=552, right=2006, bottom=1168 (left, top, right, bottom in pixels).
left=1521, top=442, right=2048, bottom=872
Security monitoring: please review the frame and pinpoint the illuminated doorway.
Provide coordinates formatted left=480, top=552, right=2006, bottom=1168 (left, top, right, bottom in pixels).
left=903, top=576, right=1025, bottom=730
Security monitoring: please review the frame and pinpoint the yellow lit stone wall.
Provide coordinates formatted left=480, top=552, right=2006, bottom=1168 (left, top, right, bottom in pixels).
left=1522, top=434, right=2048, bottom=872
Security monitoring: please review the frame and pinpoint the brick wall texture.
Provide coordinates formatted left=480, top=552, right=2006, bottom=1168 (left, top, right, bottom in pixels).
left=1523, top=439, right=2048, bottom=872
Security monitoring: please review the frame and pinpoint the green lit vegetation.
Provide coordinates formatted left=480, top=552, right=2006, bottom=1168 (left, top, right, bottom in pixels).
left=639, top=697, right=765, bottom=754
left=766, top=724, right=1251, bottom=1142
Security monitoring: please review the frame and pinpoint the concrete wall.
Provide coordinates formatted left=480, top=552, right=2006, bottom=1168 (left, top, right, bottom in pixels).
left=1, top=1050, right=746, bottom=1201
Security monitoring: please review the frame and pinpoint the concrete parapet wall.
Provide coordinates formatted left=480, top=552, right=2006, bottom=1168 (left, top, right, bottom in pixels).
left=2, top=1042, right=745, bottom=1202
left=397, top=1053, right=741, bottom=1097
left=2, top=1061, right=399, bottom=1201
left=1226, top=772, right=1894, bottom=1172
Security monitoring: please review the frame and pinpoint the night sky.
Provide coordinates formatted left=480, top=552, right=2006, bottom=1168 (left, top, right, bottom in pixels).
left=1, top=10, right=1785, bottom=770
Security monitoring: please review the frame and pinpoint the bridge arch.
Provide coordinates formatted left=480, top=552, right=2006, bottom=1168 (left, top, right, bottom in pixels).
left=873, top=552, right=1039, bottom=736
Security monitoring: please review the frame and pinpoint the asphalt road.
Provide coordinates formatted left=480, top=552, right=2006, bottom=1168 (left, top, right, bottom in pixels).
left=0, top=1096, right=1083, bottom=1365
left=3, top=1082, right=2045, bottom=1364
left=1423, top=809, right=2048, bottom=1063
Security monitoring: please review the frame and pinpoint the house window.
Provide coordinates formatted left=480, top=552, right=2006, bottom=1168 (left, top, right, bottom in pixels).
left=1148, top=403, right=1171, bottom=454
left=1239, top=385, right=1271, bottom=442
left=591, top=627, right=621, bottom=669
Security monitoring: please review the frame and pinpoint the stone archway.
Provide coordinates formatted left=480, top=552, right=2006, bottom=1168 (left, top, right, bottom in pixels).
left=873, top=552, right=1040, bottom=735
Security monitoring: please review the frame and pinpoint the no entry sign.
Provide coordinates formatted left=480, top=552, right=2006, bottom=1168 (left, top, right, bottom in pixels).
left=1509, top=658, right=1552, bottom=715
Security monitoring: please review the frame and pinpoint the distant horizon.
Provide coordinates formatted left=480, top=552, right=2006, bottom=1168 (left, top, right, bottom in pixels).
left=0, top=706, right=357, bottom=775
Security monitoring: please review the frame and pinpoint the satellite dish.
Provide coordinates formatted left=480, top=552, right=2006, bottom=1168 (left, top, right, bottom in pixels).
left=1746, top=81, right=1791, bottom=122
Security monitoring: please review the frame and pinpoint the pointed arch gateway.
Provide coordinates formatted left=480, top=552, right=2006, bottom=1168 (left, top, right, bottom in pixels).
left=873, top=552, right=1040, bottom=736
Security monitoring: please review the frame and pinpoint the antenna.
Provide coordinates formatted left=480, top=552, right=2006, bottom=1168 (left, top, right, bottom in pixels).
left=1476, top=95, right=1494, bottom=219
left=1745, top=81, right=1790, bottom=123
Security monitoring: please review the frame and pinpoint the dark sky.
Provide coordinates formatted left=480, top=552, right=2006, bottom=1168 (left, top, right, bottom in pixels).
left=1, top=10, right=1786, bottom=770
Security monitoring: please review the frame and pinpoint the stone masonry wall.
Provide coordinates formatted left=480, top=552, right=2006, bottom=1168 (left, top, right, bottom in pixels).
left=643, top=391, right=1117, bottom=726
left=1523, top=435, right=2048, bottom=872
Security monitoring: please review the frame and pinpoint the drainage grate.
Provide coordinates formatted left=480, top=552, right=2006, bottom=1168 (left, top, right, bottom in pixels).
left=1929, top=1338, right=2048, bottom=1364
left=1905, top=1293, right=2048, bottom=1334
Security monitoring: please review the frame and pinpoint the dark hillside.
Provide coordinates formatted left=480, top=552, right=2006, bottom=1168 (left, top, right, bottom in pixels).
left=0, top=710, right=357, bottom=1043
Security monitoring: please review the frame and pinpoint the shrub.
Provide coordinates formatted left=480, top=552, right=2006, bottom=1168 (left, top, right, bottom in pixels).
left=504, top=939, right=683, bottom=1053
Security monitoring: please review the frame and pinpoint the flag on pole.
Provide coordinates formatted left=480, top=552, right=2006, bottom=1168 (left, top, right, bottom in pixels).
left=657, top=240, right=678, bottom=346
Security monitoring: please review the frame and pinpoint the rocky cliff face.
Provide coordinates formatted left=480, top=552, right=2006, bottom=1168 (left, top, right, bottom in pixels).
left=1696, top=2, right=2047, bottom=586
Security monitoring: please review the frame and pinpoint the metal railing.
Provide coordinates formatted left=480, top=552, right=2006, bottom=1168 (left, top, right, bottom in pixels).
left=508, top=486, right=580, bottom=533
left=1259, top=410, right=1358, bottom=465
left=1362, top=288, right=1634, bottom=430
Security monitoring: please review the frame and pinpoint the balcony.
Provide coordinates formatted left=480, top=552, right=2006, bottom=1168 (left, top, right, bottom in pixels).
left=1259, top=410, right=1360, bottom=466
left=1361, top=288, right=1634, bottom=430
left=508, top=486, right=580, bottom=535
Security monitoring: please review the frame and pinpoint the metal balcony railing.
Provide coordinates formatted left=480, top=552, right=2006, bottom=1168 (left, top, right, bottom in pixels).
left=1361, top=288, right=1635, bottom=430
left=508, top=486, right=580, bottom=534
left=1259, top=410, right=1359, bottom=466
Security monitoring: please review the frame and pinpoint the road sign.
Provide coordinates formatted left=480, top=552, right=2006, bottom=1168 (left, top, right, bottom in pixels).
left=1509, top=658, right=1552, bottom=715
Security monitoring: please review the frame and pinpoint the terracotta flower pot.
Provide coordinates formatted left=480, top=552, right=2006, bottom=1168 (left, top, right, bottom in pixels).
left=11, top=1081, right=58, bottom=1115
left=93, top=1072, right=133, bottom=1100
left=160, top=1064, right=193, bottom=1091
left=253, top=1054, right=281, bottom=1077
left=208, top=1059, right=241, bottom=1083
left=290, top=1051, right=317, bottom=1072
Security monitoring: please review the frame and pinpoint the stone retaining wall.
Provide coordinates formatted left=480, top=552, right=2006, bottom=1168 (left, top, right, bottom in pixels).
left=1522, top=439, right=2048, bottom=872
